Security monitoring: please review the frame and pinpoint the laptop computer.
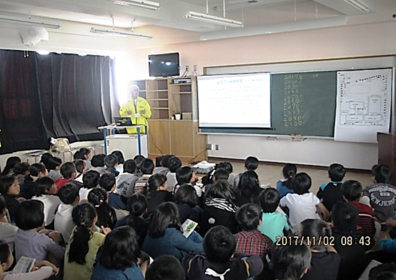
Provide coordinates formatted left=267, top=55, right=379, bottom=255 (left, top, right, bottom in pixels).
left=114, top=117, right=133, bottom=126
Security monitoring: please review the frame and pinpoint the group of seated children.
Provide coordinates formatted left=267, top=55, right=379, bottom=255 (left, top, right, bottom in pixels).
left=1, top=151, right=396, bottom=280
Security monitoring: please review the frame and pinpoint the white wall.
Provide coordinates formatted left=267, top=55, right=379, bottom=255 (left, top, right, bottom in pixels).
left=1, top=19, right=396, bottom=170
left=132, top=21, right=396, bottom=170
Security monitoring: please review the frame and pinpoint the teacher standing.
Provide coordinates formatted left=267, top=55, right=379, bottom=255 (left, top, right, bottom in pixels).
left=119, top=85, right=151, bottom=134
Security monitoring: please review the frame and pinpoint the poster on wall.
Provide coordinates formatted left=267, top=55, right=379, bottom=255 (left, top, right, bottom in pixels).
left=334, top=69, right=392, bottom=143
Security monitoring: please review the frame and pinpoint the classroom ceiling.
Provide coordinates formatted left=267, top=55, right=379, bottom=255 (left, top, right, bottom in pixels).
left=0, top=0, right=394, bottom=46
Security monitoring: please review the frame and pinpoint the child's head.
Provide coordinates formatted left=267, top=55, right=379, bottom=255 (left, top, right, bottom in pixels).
left=0, top=176, right=19, bottom=196
left=328, top=163, right=346, bottom=182
left=282, top=163, right=297, bottom=190
left=176, top=166, right=194, bottom=185
left=174, top=184, right=198, bottom=208
left=73, top=160, right=86, bottom=175
left=98, top=174, right=116, bottom=192
left=205, top=179, right=235, bottom=202
left=272, top=242, right=311, bottom=280
left=123, top=160, right=137, bottom=174
left=372, top=164, right=392, bottom=184
left=0, top=240, right=13, bottom=273
left=72, top=203, right=97, bottom=228
left=58, top=182, right=80, bottom=205
left=341, top=180, right=362, bottom=202
left=134, top=155, right=145, bottom=171
left=13, top=162, right=29, bottom=176
left=73, top=150, right=84, bottom=160
left=292, top=173, right=311, bottom=195
left=88, top=187, right=116, bottom=228
left=235, top=203, right=262, bottom=231
left=28, top=163, right=47, bottom=177
left=82, top=170, right=100, bottom=189
left=259, top=188, right=281, bottom=213
left=213, top=169, right=229, bottom=182
left=35, top=177, right=57, bottom=196
left=216, top=162, right=233, bottom=174
left=160, top=155, right=172, bottom=168
left=40, top=153, right=53, bottom=168
left=15, top=200, right=44, bottom=230
left=104, top=155, right=118, bottom=168
left=96, top=226, right=140, bottom=270
left=140, top=158, right=155, bottom=175
left=238, top=170, right=259, bottom=189
left=203, top=225, right=236, bottom=263
left=283, top=163, right=297, bottom=179
left=1, top=157, right=21, bottom=176
left=300, top=219, right=332, bottom=251
left=148, top=202, right=180, bottom=238
left=148, top=174, right=167, bottom=191
left=80, top=148, right=91, bottom=160
left=47, top=157, right=62, bottom=171
left=331, top=201, right=359, bottom=233
left=127, top=194, right=148, bottom=218
left=245, top=156, right=259, bottom=171
left=146, top=255, right=185, bottom=280
left=111, top=150, right=125, bottom=165
left=168, top=156, right=182, bottom=173
left=69, top=203, right=97, bottom=264
left=91, top=154, right=105, bottom=168
left=60, top=162, right=77, bottom=179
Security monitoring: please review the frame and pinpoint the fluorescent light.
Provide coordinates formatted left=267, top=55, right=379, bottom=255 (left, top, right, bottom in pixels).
left=200, top=16, right=348, bottom=40
left=186, top=11, right=243, bottom=28
left=0, top=16, right=60, bottom=29
left=343, top=0, right=370, bottom=12
left=90, top=27, right=153, bottom=39
left=108, top=0, right=160, bottom=10
left=36, top=50, right=50, bottom=55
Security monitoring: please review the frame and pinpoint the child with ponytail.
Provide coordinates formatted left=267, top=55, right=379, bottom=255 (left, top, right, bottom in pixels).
left=87, top=187, right=117, bottom=229
left=114, top=194, right=148, bottom=248
left=276, top=163, right=297, bottom=198
left=64, top=203, right=111, bottom=280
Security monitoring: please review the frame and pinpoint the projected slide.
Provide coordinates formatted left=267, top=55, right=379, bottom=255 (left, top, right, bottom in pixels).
left=197, top=73, right=271, bottom=128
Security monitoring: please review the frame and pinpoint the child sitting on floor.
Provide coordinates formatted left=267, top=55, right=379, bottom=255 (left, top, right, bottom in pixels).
left=0, top=239, right=59, bottom=279
left=317, top=163, right=346, bottom=212
left=32, top=177, right=61, bottom=228
left=258, top=188, right=290, bottom=242
left=14, top=200, right=64, bottom=267
left=54, top=182, right=80, bottom=244
left=280, top=172, right=329, bottom=233
left=276, top=163, right=297, bottom=198
left=182, top=225, right=263, bottom=280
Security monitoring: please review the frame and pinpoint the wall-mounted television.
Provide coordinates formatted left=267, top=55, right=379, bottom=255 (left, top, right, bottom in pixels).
left=148, top=52, right=180, bottom=77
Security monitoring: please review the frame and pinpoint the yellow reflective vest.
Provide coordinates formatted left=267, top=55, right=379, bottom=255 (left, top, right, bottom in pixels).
left=119, top=97, right=151, bottom=134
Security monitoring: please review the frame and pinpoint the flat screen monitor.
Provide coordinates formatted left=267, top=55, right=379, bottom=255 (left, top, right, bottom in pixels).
left=148, top=52, right=180, bottom=77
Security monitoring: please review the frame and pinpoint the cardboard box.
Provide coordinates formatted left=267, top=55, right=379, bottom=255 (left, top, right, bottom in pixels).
left=182, top=112, right=192, bottom=120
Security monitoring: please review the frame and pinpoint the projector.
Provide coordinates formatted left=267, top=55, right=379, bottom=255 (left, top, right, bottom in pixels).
left=193, top=161, right=216, bottom=174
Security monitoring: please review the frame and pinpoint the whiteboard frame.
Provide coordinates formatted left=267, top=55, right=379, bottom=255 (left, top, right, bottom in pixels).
left=203, top=55, right=396, bottom=138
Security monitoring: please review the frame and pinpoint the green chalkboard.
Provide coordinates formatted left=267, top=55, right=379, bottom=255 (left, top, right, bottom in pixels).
left=200, top=71, right=337, bottom=137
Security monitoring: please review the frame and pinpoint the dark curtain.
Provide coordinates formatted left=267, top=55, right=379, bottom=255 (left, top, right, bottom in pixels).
left=0, top=50, right=113, bottom=154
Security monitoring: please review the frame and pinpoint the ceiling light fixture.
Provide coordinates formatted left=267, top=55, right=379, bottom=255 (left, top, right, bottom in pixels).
left=0, top=15, right=60, bottom=29
left=90, top=27, right=153, bottom=39
left=200, top=16, right=348, bottom=40
left=108, top=0, right=160, bottom=10
left=343, top=0, right=370, bottom=12
left=185, top=11, right=243, bottom=28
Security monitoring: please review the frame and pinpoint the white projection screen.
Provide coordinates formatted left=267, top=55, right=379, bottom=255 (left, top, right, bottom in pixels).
left=197, top=73, right=271, bottom=128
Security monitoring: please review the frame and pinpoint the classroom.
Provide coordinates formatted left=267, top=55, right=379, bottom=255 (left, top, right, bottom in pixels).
left=1, top=0, right=395, bottom=169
